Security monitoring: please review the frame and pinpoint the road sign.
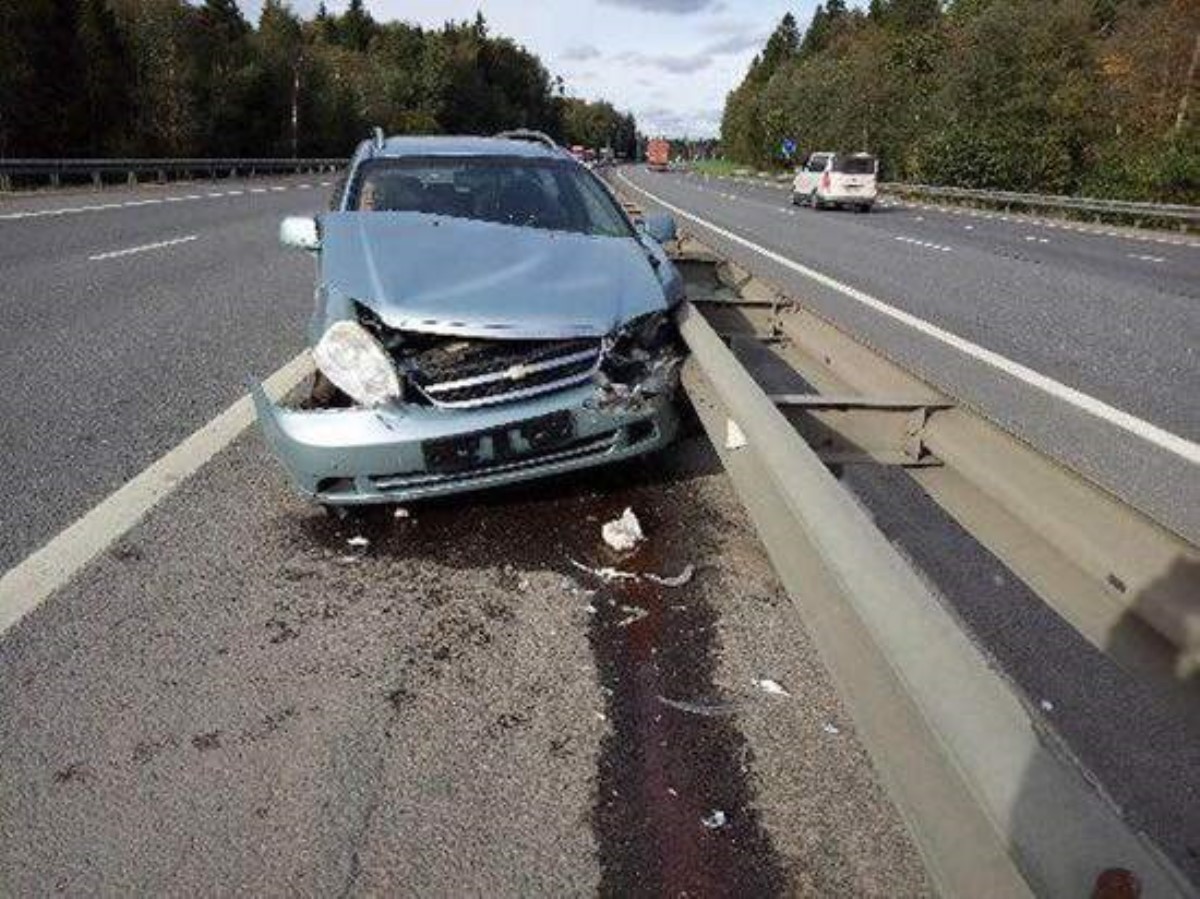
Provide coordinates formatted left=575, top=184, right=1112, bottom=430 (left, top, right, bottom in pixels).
left=781, top=138, right=797, bottom=158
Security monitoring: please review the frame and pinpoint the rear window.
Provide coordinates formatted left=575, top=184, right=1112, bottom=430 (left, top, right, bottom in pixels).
left=347, top=156, right=633, bottom=238
left=834, top=155, right=876, bottom=175
left=807, top=155, right=829, bottom=172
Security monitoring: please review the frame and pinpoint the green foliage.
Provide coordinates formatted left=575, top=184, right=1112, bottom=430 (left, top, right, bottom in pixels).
left=720, top=0, right=1200, bottom=202
left=0, top=0, right=639, bottom=159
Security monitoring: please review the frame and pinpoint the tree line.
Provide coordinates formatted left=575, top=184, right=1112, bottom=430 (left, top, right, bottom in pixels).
left=0, top=0, right=640, bottom=160
left=720, top=0, right=1200, bottom=201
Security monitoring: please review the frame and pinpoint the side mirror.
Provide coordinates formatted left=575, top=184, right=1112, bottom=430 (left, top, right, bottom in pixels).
left=643, top=212, right=677, bottom=245
left=280, top=216, right=320, bottom=252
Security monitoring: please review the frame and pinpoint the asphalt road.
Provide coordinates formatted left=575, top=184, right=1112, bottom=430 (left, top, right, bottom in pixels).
left=0, top=175, right=328, bottom=571
left=0, top=178, right=929, bottom=894
left=1, top=170, right=1197, bottom=893
left=618, top=166, right=1200, bottom=543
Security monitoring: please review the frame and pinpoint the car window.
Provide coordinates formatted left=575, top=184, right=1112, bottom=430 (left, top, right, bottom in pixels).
left=349, top=156, right=633, bottom=238
left=834, top=155, right=876, bottom=175
left=807, top=155, right=829, bottom=172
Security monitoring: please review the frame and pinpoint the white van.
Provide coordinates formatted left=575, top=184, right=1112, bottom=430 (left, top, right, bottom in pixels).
left=792, top=152, right=878, bottom=212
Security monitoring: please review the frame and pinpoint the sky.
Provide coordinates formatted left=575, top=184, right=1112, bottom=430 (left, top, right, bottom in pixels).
left=233, top=0, right=828, bottom=138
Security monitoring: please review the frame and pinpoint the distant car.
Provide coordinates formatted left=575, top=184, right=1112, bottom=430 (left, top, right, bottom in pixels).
left=256, top=130, right=684, bottom=507
left=792, top=152, right=877, bottom=212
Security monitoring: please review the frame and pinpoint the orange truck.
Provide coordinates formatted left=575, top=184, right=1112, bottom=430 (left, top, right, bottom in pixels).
left=646, top=138, right=670, bottom=172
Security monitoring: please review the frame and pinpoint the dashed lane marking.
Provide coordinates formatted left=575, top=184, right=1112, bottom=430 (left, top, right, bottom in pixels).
left=0, top=181, right=319, bottom=221
left=1128, top=253, right=1167, bottom=263
left=0, top=351, right=314, bottom=637
left=618, top=171, right=1200, bottom=467
left=88, top=234, right=199, bottom=261
left=895, top=235, right=952, bottom=253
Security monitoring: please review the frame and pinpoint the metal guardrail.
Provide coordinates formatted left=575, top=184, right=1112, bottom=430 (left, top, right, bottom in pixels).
left=0, top=157, right=346, bottom=190
left=666, top=240, right=1198, bottom=897
left=881, top=182, right=1200, bottom=224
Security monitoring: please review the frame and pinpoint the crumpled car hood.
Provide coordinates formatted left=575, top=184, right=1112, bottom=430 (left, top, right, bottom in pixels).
left=320, top=212, right=669, bottom=339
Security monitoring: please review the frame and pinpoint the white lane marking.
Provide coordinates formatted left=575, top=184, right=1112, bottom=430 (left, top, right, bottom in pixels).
left=619, top=172, right=1200, bottom=465
left=88, top=234, right=199, bottom=261
left=0, top=352, right=313, bottom=637
left=1024, top=235, right=1050, bottom=244
left=1129, top=253, right=1166, bottom=263
left=0, top=181, right=317, bottom=221
left=895, top=235, right=952, bottom=253
left=964, top=225, right=975, bottom=230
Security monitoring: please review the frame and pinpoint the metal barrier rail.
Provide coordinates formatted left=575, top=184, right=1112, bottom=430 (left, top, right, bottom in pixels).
left=881, top=182, right=1200, bottom=224
left=0, top=157, right=345, bottom=190
left=654, top=231, right=1198, bottom=895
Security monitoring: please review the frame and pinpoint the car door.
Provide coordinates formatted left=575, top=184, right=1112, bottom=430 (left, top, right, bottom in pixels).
left=797, top=155, right=825, bottom=196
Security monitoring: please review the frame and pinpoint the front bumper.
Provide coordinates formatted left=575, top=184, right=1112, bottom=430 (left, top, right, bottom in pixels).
left=252, top=381, right=679, bottom=505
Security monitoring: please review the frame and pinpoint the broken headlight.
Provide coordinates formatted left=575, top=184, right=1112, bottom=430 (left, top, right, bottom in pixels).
left=612, top=311, right=673, bottom=353
left=313, top=320, right=401, bottom=408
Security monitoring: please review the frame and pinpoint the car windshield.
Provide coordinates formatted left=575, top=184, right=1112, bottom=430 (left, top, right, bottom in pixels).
left=348, top=156, right=633, bottom=238
left=834, top=155, right=876, bottom=175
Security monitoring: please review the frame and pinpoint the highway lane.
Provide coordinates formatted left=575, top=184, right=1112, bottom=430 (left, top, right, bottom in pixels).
left=619, top=166, right=1200, bottom=542
left=0, top=177, right=328, bottom=570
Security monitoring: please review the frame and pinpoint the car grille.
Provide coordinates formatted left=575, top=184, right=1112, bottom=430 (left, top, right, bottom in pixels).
left=406, top=336, right=602, bottom=408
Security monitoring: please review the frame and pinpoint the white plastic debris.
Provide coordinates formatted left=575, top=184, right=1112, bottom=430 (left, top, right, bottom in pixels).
left=1040, top=699, right=1054, bottom=713
left=569, top=559, right=640, bottom=582
left=645, top=564, right=696, bottom=588
left=725, top=419, right=748, bottom=450
left=754, top=679, right=790, bottom=697
left=602, top=507, right=645, bottom=553
left=701, top=810, right=727, bottom=829
left=617, top=605, right=649, bottom=628
left=347, top=535, right=370, bottom=548
left=393, top=507, right=410, bottom=519
left=822, top=722, right=840, bottom=735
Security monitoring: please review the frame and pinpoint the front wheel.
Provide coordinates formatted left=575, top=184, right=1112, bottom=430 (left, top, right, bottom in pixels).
left=857, top=203, right=873, bottom=214
left=791, top=192, right=802, bottom=206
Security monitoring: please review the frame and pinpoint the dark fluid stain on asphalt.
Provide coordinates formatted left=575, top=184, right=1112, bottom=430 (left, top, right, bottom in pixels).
left=296, top=445, right=788, bottom=897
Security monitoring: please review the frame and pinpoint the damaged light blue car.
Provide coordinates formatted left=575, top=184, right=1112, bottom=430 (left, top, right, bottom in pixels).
left=253, top=131, right=685, bottom=506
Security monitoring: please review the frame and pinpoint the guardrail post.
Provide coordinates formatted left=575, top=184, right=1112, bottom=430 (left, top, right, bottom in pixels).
left=0, top=174, right=11, bottom=192
left=157, top=169, right=166, bottom=184
left=127, top=171, right=137, bottom=187
left=50, top=172, right=60, bottom=188
left=92, top=171, right=101, bottom=189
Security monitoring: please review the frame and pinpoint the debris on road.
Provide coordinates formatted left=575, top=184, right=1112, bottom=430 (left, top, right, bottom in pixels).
left=347, top=535, right=370, bottom=548
left=725, top=419, right=748, bottom=450
left=601, top=507, right=644, bottom=553
left=616, top=605, right=648, bottom=628
left=823, top=722, right=841, bottom=735
left=645, top=564, right=695, bottom=588
left=1040, top=699, right=1054, bottom=713
left=754, top=678, right=790, bottom=697
left=393, top=507, right=410, bottom=519
left=658, top=695, right=741, bottom=717
left=701, top=810, right=728, bottom=829
left=569, top=559, right=640, bottom=582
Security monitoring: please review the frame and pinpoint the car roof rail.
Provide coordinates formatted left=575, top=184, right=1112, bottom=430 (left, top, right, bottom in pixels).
left=494, top=129, right=559, bottom=150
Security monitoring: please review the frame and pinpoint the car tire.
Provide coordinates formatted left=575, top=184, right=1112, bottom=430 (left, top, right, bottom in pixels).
left=791, top=192, right=801, bottom=206
left=812, top=192, right=823, bottom=210
left=857, top=203, right=872, bottom=214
